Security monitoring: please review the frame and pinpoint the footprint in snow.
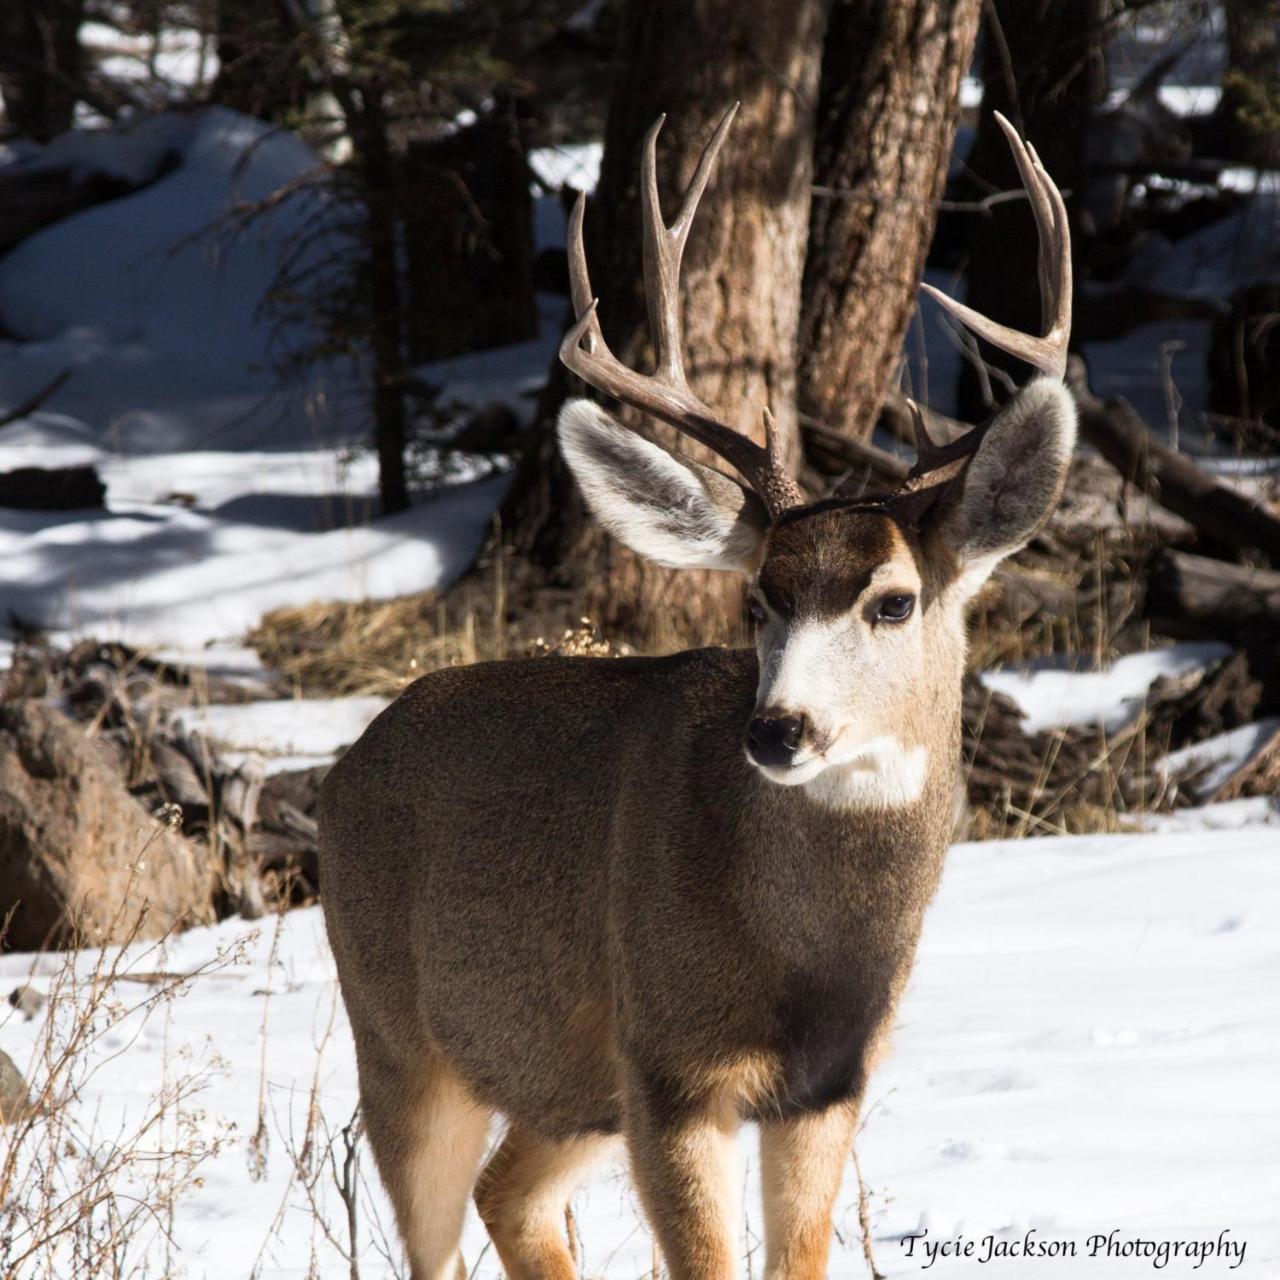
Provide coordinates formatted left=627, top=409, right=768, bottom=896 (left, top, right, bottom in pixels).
left=940, top=1138, right=1046, bottom=1163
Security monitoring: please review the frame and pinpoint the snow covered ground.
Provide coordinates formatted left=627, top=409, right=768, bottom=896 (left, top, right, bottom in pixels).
left=0, top=109, right=562, bottom=648
left=2, top=826, right=1276, bottom=1278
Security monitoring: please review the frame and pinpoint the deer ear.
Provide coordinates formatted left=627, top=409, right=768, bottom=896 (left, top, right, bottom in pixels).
left=558, top=399, right=768, bottom=574
left=932, top=377, right=1077, bottom=596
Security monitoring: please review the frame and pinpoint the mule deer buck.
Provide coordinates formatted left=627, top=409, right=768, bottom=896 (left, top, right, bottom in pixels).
left=319, top=108, right=1075, bottom=1280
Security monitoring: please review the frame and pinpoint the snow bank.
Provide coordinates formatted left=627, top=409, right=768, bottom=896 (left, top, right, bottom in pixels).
left=0, top=461, right=507, bottom=647
left=0, top=107, right=541, bottom=650
left=1, top=827, right=1275, bottom=1277
left=20, top=113, right=198, bottom=187
left=173, top=695, right=389, bottom=773
left=0, top=106, right=356, bottom=453
left=979, top=643, right=1231, bottom=735
left=1142, top=795, right=1279, bottom=833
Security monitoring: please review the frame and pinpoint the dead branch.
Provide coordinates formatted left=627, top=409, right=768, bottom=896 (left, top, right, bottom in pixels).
left=0, top=370, right=73, bottom=430
left=1068, top=356, right=1280, bottom=566
left=1146, top=549, right=1280, bottom=637
left=799, top=417, right=909, bottom=486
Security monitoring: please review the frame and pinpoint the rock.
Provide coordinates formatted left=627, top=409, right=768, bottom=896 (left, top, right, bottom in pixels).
left=8, top=985, right=44, bottom=1020
left=0, top=700, right=216, bottom=950
left=0, top=1048, right=30, bottom=1123
left=0, top=465, right=105, bottom=511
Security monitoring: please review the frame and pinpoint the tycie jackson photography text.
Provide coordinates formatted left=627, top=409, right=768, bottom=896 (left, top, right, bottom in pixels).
left=899, top=1228, right=1247, bottom=1269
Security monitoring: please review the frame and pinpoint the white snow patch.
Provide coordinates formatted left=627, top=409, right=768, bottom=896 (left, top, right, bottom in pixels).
left=979, top=643, right=1231, bottom=735
left=1141, top=795, right=1280, bottom=833
left=0, top=106, right=355, bottom=454
left=172, top=696, right=388, bottom=773
left=528, top=141, right=601, bottom=195
left=0, top=469, right=507, bottom=647
left=1159, top=718, right=1280, bottom=800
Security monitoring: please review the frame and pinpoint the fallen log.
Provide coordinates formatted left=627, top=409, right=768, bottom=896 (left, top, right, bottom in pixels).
left=1146, top=549, right=1280, bottom=638
left=0, top=463, right=103, bottom=510
left=1209, top=724, right=1280, bottom=802
left=1067, top=356, right=1280, bottom=565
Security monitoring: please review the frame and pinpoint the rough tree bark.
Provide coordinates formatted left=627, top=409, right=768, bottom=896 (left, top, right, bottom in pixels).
left=955, top=0, right=1105, bottom=419
left=354, top=87, right=410, bottom=517
left=501, top=0, right=828, bottom=647
left=0, top=0, right=85, bottom=142
left=402, top=110, right=538, bottom=363
left=797, top=0, right=982, bottom=443
left=212, top=0, right=308, bottom=122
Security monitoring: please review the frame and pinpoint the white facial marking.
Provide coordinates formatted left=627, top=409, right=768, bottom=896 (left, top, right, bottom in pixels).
left=754, top=618, right=845, bottom=726
left=802, top=738, right=929, bottom=810
left=748, top=559, right=929, bottom=808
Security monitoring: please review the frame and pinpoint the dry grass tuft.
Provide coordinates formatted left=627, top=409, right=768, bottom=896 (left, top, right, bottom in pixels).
left=526, top=618, right=619, bottom=659
left=249, top=593, right=467, bottom=698
left=247, top=540, right=631, bottom=699
left=0, top=865, right=239, bottom=1279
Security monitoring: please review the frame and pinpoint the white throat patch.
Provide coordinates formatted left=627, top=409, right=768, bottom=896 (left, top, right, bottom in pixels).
left=801, top=737, right=929, bottom=811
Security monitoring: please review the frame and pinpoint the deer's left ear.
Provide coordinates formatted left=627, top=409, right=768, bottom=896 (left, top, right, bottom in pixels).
left=931, top=377, right=1077, bottom=597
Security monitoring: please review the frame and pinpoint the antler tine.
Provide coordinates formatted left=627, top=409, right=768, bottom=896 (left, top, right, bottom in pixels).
left=559, top=106, right=803, bottom=517
left=900, top=396, right=978, bottom=484
left=565, top=193, right=600, bottom=354
left=641, top=105, right=737, bottom=384
left=919, top=111, right=1072, bottom=380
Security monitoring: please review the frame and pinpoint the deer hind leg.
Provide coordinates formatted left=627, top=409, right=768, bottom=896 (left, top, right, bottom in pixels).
left=474, top=1124, right=616, bottom=1279
left=355, top=1035, right=492, bottom=1280
left=759, top=1102, right=857, bottom=1280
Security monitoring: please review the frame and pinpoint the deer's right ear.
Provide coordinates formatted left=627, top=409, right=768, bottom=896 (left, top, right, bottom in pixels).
left=558, top=399, right=769, bottom=574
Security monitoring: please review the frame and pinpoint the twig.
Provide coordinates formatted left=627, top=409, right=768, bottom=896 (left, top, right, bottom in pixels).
left=810, top=186, right=1032, bottom=216
left=0, top=369, right=73, bottom=430
left=851, top=1145, right=884, bottom=1280
left=934, top=312, right=1017, bottom=406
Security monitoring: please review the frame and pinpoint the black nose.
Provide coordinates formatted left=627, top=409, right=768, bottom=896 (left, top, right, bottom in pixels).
left=746, top=715, right=806, bottom=767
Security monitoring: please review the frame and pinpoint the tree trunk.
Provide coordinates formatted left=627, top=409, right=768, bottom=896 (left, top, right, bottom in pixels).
left=212, top=0, right=307, bottom=122
left=0, top=0, right=85, bottom=142
left=797, top=0, right=981, bottom=443
left=955, top=0, right=1105, bottom=420
left=501, top=0, right=827, bottom=648
left=1217, top=0, right=1280, bottom=166
left=356, top=89, right=410, bottom=517
left=402, top=110, right=538, bottom=363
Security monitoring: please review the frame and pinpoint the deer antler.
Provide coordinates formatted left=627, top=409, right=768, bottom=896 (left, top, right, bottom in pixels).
left=559, top=105, right=804, bottom=518
left=905, top=112, right=1073, bottom=489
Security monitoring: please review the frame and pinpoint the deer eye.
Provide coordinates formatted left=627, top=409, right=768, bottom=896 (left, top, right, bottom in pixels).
left=747, top=596, right=768, bottom=625
left=875, top=593, right=915, bottom=623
